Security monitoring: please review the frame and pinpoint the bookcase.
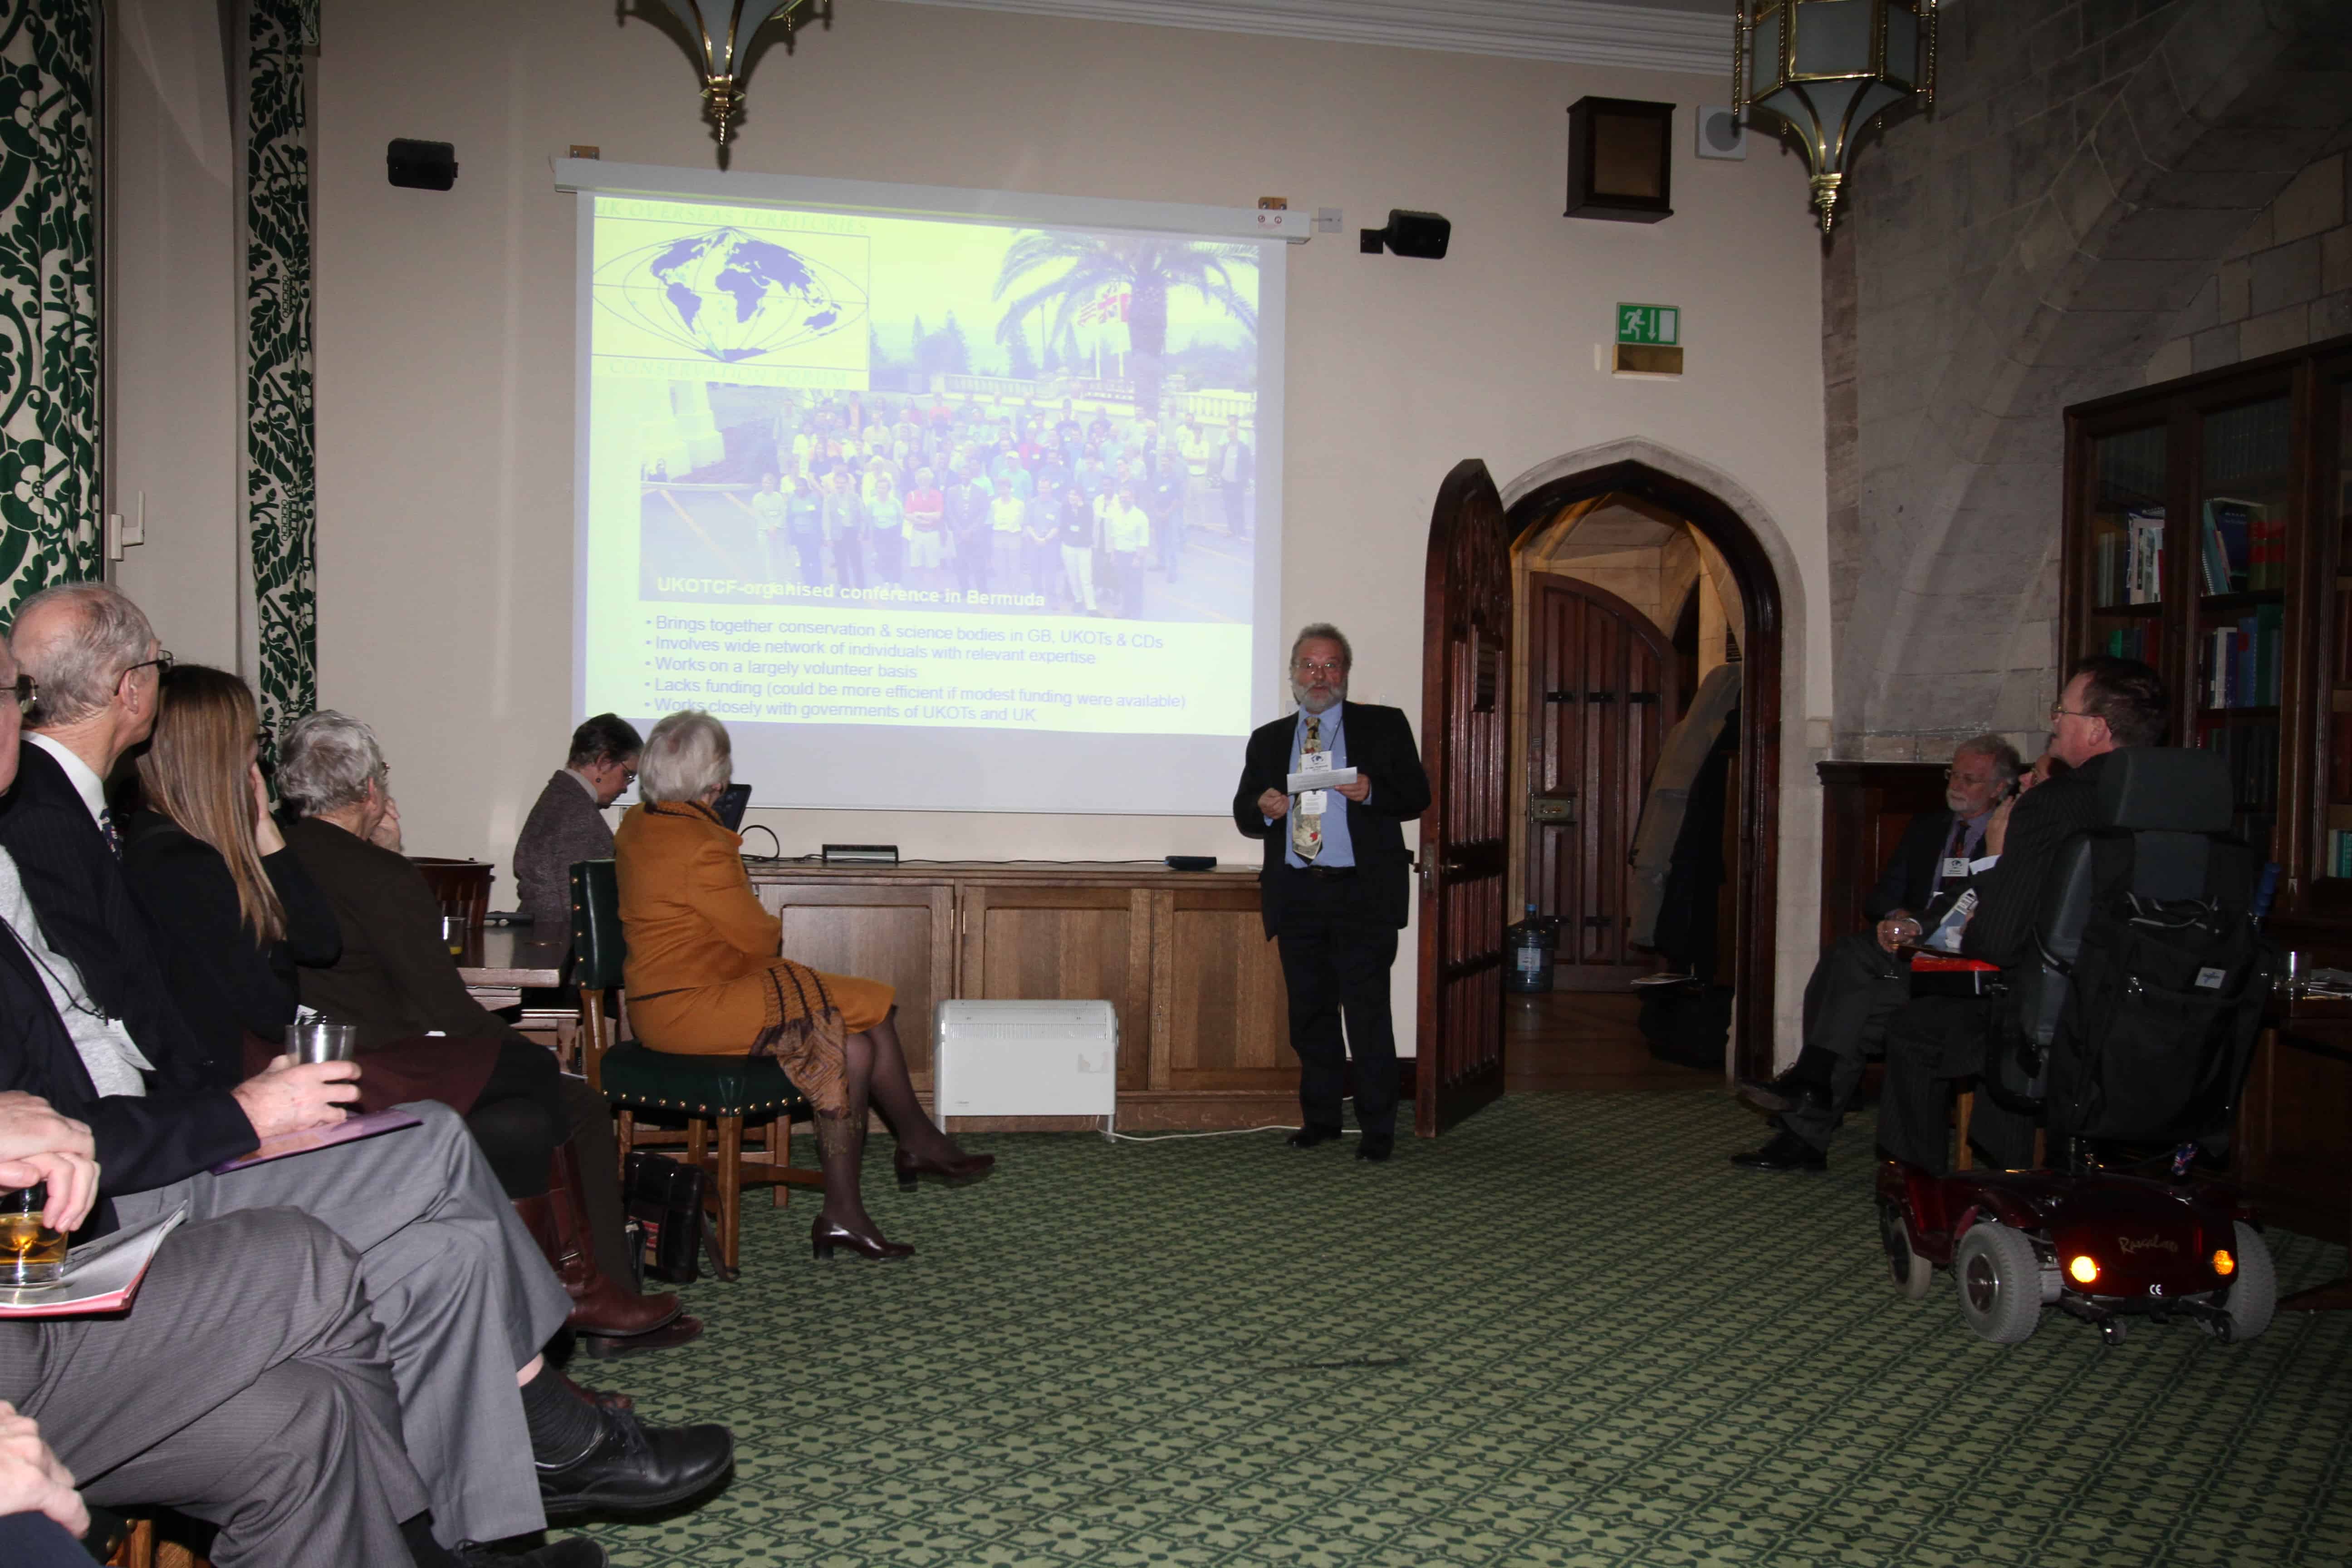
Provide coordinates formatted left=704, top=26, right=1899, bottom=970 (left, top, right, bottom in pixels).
left=2062, top=332, right=2352, bottom=913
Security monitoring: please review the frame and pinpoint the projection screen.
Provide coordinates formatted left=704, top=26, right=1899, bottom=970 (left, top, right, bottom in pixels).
left=568, top=165, right=1287, bottom=816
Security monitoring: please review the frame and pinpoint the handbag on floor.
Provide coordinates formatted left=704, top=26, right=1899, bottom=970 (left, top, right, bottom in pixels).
left=621, top=1150, right=714, bottom=1285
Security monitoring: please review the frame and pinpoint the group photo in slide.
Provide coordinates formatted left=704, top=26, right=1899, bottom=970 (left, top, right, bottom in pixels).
left=593, top=200, right=1262, bottom=627
left=576, top=187, right=1286, bottom=814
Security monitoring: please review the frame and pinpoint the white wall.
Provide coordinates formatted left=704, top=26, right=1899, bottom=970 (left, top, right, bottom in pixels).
left=108, top=0, right=240, bottom=668
left=114, top=0, right=1832, bottom=1058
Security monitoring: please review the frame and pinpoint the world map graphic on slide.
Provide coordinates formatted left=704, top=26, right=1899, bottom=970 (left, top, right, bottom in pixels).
left=594, top=226, right=868, bottom=363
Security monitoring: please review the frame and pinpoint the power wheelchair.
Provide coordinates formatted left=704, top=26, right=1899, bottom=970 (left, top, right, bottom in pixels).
left=1876, top=748, right=2283, bottom=1347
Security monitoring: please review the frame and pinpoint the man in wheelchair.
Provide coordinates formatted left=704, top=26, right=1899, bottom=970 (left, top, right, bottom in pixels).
left=1877, top=656, right=2169, bottom=1172
left=1871, top=655, right=2281, bottom=1344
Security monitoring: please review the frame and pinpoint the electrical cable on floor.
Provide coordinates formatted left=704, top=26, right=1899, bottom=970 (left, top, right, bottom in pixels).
left=1102, top=1124, right=1358, bottom=1143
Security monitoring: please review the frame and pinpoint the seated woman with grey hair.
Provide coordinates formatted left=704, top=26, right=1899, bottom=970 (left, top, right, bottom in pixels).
left=613, top=709, right=992, bottom=1260
left=276, top=710, right=691, bottom=1346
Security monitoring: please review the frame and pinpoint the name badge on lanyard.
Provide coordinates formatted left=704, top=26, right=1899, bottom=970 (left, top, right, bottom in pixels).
left=1299, top=748, right=1333, bottom=813
left=1941, top=857, right=1971, bottom=881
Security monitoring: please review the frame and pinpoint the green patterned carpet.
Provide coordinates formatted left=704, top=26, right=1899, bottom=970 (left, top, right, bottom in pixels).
left=579, top=1093, right=2352, bottom=1567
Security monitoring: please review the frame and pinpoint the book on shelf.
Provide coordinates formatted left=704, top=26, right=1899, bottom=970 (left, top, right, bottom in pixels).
left=2101, top=624, right=2150, bottom=662
left=2127, top=508, right=2165, bottom=603
left=2334, top=828, right=2352, bottom=878
left=2204, top=723, right=2280, bottom=827
left=2337, top=586, right=2352, bottom=685
left=2247, top=507, right=2287, bottom=590
left=2202, top=607, right=2283, bottom=708
left=2200, top=497, right=2263, bottom=595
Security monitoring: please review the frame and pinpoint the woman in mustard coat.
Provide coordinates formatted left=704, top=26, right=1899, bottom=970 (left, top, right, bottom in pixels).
left=613, top=710, right=992, bottom=1258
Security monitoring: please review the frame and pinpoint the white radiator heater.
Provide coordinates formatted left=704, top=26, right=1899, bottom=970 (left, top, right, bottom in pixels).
left=932, top=1000, right=1119, bottom=1130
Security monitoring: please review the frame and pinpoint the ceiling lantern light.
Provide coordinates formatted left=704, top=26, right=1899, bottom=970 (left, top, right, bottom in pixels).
left=639, top=0, right=830, bottom=162
left=1732, top=0, right=1937, bottom=233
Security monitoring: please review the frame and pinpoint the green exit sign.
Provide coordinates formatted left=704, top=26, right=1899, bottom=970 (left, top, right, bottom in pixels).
left=1617, top=304, right=1680, bottom=346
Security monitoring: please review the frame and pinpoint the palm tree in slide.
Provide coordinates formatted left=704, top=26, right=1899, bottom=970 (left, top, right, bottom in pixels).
left=992, top=233, right=1258, bottom=416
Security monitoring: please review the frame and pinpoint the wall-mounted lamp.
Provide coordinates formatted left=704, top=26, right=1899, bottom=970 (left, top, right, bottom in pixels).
left=1359, top=210, right=1451, bottom=259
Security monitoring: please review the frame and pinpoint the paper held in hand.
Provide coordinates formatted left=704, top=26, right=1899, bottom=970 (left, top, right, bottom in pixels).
left=1287, top=766, right=1358, bottom=794
left=0, top=1204, right=188, bottom=1318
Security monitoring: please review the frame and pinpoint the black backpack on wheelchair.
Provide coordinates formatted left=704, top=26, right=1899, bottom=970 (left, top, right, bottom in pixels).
left=2009, top=747, right=2280, bottom=1166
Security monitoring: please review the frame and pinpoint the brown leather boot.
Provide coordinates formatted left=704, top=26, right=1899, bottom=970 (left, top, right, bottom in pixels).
left=545, top=1145, right=684, bottom=1340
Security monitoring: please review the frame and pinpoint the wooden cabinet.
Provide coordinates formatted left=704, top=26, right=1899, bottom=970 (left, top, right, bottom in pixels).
left=749, top=862, right=1291, bottom=1128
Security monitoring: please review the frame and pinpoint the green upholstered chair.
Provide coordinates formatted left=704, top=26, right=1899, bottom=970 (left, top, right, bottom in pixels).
left=570, top=858, right=823, bottom=1275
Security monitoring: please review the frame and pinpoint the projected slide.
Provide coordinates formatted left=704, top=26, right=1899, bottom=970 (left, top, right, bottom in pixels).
left=577, top=186, right=1283, bottom=816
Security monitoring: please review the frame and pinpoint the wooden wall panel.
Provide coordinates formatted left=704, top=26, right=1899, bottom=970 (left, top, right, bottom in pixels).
left=965, top=885, right=1152, bottom=1091
left=760, top=882, right=955, bottom=1081
left=1157, top=889, right=1290, bottom=1093
left=1815, top=761, right=1947, bottom=953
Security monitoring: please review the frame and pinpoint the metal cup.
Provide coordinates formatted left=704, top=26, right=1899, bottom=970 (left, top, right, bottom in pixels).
left=286, top=1020, right=360, bottom=1065
left=441, top=913, right=468, bottom=956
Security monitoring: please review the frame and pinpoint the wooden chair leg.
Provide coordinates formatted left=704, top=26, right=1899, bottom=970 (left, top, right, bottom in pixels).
left=157, top=1542, right=205, bottom=1568
left=1955, top=1090, right=1975, bottom=1172
left=717, top=1113, right=745, bottom=1274
left=685, top=1115, right=710, bottom=1175
left=615, top=1108, right=636, bottom=1172
left=112, top=1517, right=156, bottom=1568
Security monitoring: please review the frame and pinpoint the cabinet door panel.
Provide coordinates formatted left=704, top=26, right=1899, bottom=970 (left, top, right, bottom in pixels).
left=965, top=885, right=1151, bottom=1091
left=758, top=882, right=954, bottom=1081
left=1156, top=889, right=1291, bottom=1092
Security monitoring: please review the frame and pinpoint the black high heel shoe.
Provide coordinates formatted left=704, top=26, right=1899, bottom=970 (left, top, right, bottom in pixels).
left=894, top=1148, right=997, bottom=1191
left=810, top=1214, right=913, bottom=1260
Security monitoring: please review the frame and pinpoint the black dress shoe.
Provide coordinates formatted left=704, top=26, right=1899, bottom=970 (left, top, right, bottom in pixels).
left=538, top=1408, right=735, bottom=1522
left=1735, top=1070, right=1832, bottom=1117
left=1354, top=1137, right=1393, bottom=1163
left=1286, top=1125, right=1345, bottom=1149
left=1729, top=1130, right=1828, bottom=1172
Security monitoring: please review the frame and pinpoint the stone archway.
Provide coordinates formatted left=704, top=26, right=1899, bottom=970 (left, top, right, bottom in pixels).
left=1501, top=437, right=1815, bottom=1080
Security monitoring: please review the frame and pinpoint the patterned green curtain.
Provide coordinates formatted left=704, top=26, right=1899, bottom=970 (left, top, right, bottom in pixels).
left=0, top=0, right=98, bottom=623
left=246, top=0, right=315, bottom=729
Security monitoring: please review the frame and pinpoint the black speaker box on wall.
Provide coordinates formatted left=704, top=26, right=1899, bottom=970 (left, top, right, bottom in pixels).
left=387, top=139, right=458, bottom=191
left=1358, top=209, right=1451, bottom=259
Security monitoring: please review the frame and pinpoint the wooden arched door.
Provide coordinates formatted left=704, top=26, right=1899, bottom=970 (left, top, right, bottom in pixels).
left=1524, top=575, right=1681, bottom=987
left=1416, top=460, right=1511, bottom=1136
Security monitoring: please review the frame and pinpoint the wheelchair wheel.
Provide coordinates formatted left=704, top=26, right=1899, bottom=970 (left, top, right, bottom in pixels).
left=1879, top=1199, right=1932, bottom=1301
left=1954, top=1222, right=2043, bottom=1345
left=2223, top=1221, right=2276, bottom=1343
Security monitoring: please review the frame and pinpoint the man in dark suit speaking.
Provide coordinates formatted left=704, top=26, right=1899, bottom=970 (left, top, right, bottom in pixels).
left=1729, top=733, right=2022, bottom=1172
left=1232, top=624, right=1429, bottom=1162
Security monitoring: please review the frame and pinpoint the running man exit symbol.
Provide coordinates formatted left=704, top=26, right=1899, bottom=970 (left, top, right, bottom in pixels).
left=1616, top=304, right=1679, bottom=346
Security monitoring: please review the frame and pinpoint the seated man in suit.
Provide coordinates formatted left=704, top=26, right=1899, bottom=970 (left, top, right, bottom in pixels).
left=1232, top=623, right=1430, bottom=1162
left=0, top=1088, right=455, bottom=1566
left=1730, top=734, right=2023, bottom=1172
left=0, top=586, right=730, bottom=1558
left=513, top=714, right=641, bottom=936
left=1876, top=657, right=2165, bottom=1174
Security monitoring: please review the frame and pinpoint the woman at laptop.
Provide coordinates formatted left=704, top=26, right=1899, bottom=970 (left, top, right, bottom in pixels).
left=612, top=710, right=993, bottom=1259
